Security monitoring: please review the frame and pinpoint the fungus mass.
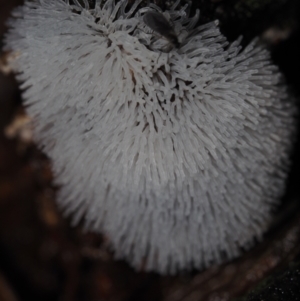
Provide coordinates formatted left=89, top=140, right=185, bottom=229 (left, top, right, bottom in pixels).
left=4, top=0, right=296, bottom=274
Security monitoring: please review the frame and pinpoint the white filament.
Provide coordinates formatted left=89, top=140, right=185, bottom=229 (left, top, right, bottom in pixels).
left=4, top=0, right=295, bottom=274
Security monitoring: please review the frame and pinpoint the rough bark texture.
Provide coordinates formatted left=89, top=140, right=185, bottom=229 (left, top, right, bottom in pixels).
left=0, top=0, right=299, bottom=300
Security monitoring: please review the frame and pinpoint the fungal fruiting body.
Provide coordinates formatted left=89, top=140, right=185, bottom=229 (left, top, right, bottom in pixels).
left=4, top=0, right=295, bottom=274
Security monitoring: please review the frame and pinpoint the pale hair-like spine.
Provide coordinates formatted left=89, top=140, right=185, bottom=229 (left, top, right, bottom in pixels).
left=4, top=0, right=296, bottom=274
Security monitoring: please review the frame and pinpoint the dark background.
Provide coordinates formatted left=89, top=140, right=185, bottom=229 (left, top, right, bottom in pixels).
left=0, top=1, right=300, bottom=300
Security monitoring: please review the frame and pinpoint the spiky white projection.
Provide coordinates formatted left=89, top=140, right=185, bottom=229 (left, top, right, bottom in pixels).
left=4, top=0, right=295, bottom=273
